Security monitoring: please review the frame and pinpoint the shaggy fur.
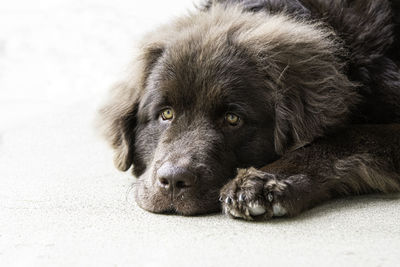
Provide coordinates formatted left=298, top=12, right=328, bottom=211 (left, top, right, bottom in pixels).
left=98, top=0, right=400, bottom=219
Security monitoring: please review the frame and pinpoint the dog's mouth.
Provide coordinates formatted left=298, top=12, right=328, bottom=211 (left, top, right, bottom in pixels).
left=131, top=159, right=234, bottom=215
left=156, top=202, right=196, bottom=216
left=163, top=193, right=222, bottom=215
left=133, top=180, right=222, bottom=215
left=159, top=202, right=221, bottom=216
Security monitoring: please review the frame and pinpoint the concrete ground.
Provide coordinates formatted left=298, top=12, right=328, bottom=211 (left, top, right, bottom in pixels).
left=1, top=0, right=399, bottom=266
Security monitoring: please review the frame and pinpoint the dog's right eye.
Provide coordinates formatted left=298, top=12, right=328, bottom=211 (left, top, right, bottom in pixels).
left=160, top=108, right=174, bottom=121
left=225, top=112, right=242, bottom=127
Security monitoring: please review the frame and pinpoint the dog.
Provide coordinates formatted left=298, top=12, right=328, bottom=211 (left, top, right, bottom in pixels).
left=98, top=0, right=400, bottom=220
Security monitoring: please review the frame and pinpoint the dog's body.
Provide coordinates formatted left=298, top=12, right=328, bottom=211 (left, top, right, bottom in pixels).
left=99, top=0, right=400, bottom=220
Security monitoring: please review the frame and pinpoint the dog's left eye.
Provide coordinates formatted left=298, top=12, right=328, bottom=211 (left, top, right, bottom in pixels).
left=225, top=113, right=240, bottom=126
left=160, top=108, right=174, bottom=120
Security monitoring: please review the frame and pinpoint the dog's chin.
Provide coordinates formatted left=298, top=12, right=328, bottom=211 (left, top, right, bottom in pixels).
left=134, top=185, right=221, bottom=216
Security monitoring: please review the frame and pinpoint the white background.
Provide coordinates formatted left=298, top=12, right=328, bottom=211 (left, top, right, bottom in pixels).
left=1, top=1, right=400, bottom=266
left=0, top=0, right=193, bottom=129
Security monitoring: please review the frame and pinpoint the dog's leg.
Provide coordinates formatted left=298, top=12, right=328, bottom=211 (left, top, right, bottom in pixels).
left=220, top=125, right=400, bottom=220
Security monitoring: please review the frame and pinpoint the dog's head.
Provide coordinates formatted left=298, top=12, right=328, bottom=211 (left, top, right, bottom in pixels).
left=98, top=5, right=358, bottom=215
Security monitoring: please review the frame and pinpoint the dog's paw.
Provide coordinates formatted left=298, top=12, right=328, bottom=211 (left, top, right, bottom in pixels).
left=220, top=167, right=288, bottom=221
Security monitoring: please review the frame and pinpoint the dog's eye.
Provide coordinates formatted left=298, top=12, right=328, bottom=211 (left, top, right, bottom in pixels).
left=225, top=113, right=240, bottom=126
left=160, top=108, right=174, bottom=120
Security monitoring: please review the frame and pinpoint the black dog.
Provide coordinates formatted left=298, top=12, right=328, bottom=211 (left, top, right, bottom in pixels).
left=98, top=0, right=400, bottom=220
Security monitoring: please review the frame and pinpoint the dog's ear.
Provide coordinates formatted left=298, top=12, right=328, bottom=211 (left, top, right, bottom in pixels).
left=97, top=82, right=139, bottom=172
left=272, top=72, right=358, bottom=154
left=265, top=29, right=359, bottom=154
left=97, top=42, right=164, bottom=171
left=234, top=13, right=359, bottom=154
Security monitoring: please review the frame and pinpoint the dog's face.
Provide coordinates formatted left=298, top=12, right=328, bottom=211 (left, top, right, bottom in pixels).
left=98, top=5, right=357, bottom=215
left=132, top=38, right=278, bottom=214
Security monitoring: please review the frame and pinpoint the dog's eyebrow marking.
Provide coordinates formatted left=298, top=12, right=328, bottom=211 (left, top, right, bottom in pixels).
left=226, top=103, right=248, bottom=114
left=140, top=88, right=162, bottom=110
left=223, top=101, right=261, bottom=120
left=139, top=87, right=170, bottom=121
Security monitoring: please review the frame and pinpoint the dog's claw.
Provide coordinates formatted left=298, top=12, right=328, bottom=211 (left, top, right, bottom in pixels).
left=238, top=193, right=245, bottom=202
left=248, top=202, right=267, bottom=216
left=219, top=196, right=224, bottom=202
left=244, top=208, right=250, bottom=217
left=225, top=197, right=232, bottom=204
left=267, top=192, right=274, bottom=202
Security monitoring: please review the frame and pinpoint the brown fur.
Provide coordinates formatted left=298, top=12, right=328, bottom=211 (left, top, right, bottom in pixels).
left=98, top=0, right=400, bottom=219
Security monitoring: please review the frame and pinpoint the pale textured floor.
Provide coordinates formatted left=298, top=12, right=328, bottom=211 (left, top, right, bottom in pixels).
left=1, top=1, right=400, bottom=266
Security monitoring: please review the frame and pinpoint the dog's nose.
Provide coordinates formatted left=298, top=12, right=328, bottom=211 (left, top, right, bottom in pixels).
left=156, top=162, right=195, bottom=193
